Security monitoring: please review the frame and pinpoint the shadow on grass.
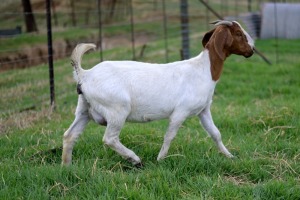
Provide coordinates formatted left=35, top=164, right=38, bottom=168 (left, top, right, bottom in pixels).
left=29, top=146, right=63, bottom=165
left=29, top=146, right=147, bottom=173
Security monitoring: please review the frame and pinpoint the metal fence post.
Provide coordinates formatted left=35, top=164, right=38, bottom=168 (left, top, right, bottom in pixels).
left=180, top=0, right=190, bottom=60
left=162, top=0, right=169, bottom=62
left=46, top=0, right=55, bottom=110
left=97, top=0, right=103, bottom=62
left=129, top=0, right=136, bottom=60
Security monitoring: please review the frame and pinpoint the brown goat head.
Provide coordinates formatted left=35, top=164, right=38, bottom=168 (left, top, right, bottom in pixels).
left=202, top=21, right=254, bottom=60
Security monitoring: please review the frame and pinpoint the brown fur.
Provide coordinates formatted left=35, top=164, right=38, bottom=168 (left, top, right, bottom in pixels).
left=202, top=22, right=253, bottom=81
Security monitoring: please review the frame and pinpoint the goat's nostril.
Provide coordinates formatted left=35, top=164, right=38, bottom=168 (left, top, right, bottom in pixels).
left=243, top=49, right=254, bottom=58
left=245, top=51, right=254, bottom=58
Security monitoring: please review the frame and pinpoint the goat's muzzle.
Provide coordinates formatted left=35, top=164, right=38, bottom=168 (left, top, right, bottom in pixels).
left=244, top=50, right=254, bottom=58
left=244, top=47, right=254, bottom=58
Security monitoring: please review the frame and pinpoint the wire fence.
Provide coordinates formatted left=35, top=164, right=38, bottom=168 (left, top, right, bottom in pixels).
left=1, top=0, right=279, bottom=70
left=0, top=0, right=299, bottom=111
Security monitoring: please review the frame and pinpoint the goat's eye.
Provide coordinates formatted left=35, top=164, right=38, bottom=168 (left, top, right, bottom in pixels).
left=236, top=32, right=242, bottom=37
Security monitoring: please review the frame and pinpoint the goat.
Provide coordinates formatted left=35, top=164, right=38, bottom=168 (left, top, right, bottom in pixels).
left=62, top=20, right=254, bottom=166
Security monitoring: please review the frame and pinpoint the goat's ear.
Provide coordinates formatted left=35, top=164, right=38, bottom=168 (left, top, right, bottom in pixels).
left=202, top=29, right=215, bottom=48
left=213, top=28, right=233, bottom=60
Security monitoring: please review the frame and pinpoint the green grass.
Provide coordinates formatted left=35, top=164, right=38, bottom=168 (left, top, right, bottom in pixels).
left=1, top=35, right=300, bottom=199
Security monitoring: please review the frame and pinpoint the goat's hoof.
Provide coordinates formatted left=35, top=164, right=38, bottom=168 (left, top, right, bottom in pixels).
left=61, top=162, right=71, bottom=167
left=61, top=158, right=72, bottom=166
left=225, top=154, right=235, bottom=159
left=134, top=162, right=144, bottom=169
left=157, top=154, right=166, bottom=161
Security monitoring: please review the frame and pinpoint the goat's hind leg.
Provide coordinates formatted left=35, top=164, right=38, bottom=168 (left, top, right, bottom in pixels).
left=103, top=119, right=142, bottom=166
left=198, top=106, right=233, bottom=158
left=62, top=96, right=90, bottom=166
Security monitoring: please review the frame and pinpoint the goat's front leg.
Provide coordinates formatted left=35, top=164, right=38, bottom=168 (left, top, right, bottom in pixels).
left=198, top=105, right=233, bottom=158
left=157, top=112, right=188, bottom=161
left=62, top=96, right=90, bottom=166
left=103, top=121, right=141, bottom=166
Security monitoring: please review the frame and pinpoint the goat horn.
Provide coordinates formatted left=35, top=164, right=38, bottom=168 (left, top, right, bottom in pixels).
left=210, top=20, right=221, bottom=24
left=210, top=20, right=233, bottom=26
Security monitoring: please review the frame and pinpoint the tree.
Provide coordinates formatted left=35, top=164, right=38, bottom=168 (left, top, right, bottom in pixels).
left=21, top=0, right=38, bottom=32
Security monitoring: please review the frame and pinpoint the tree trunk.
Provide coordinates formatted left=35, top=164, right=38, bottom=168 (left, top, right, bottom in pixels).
left=21, top=0, right=38, bottom=32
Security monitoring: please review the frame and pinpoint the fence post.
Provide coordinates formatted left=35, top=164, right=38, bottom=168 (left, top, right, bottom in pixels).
left=97, top=0, right=103, bottom=62
left=162, top=0, right=169, bottom=62
left=70, top=0, right=76, bottom=26
left=129, top=0, right=136, bottom=60
left=248, top=0, right=252, bottom=12
left=46, top=0, right=55, bottom=110
left=180, top=0, right=190, bottom=60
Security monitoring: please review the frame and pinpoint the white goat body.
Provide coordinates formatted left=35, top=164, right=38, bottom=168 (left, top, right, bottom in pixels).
left=62, top=21, right=254, bottom=166
left=79, top=50, right=214, bottom=123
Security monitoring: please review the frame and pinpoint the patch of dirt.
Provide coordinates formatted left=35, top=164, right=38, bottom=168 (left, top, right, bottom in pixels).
left=0, top=31, right=155, bottom=72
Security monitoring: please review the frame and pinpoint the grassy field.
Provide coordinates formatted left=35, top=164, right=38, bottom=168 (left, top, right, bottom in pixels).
left=1, top=34, right=300, bottom=199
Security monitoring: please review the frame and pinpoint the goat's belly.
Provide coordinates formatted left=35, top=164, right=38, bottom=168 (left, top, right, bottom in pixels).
left=127, top=106, right=173, bottom=122
left=188, top=103, right=208, bottom=116
left=127, top=113, right=169, bottom=122
left=126, top=103, right=208, bottom=123
left=88, top=107, right=107, bottom=125
left=126, top=98, right=211, bottom=122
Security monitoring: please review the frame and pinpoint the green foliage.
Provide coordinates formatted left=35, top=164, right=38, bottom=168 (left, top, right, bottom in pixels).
left=1, top=36, right=300, bottom=199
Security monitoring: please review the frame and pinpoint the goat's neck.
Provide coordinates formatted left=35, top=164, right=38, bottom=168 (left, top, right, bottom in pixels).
left=207, top=47, right=228, bottom=81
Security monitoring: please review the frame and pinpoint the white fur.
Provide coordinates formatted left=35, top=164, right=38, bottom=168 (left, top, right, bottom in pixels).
left=83, top=50, right=214, bottom=122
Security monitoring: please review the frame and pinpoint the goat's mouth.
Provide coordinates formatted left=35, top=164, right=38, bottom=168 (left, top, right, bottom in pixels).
left=244, top=49, right=254, bottom=58
left=244, top=53, right=253, bottom=58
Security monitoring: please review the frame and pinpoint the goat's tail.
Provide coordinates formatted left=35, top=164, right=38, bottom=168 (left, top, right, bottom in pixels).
left=71, top=43, right=96, bottom=82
